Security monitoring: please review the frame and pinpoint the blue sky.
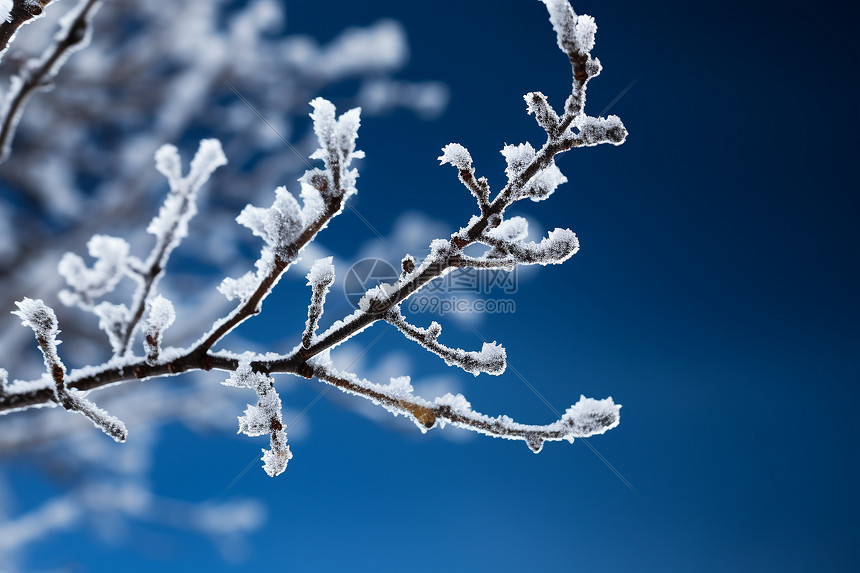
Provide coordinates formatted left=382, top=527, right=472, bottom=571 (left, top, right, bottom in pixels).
left=5, top=0, right=858, bottom=571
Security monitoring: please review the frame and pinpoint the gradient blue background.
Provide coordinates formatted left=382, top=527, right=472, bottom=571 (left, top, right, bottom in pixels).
left=10, top=0, right=858, bottom=571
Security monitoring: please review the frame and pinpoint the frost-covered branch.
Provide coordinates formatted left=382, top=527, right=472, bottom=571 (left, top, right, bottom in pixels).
left=0, top=1, right=52, bottom=62
left=223, top=359, right=291, bottom=477
left=58, top=139, right=227, bottom=357
left=11, top=297, right=127, bottom=441
left=0, top=0, right=102, bottom=162
left=308, top=354, right=620, bottom=453
left=0, top=0, right=627, bottom=478
left=385, top=305, right=506, bottom=376
left=302, top=257, right=335, bottom=349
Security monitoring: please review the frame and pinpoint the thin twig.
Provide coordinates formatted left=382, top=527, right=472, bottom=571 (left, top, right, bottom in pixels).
left=0, top=0, right=102, bottom=162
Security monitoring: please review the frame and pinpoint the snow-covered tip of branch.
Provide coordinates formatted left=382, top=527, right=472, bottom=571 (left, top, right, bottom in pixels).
left=12, top=297, right=127, bottom=442
left=309, top=358, right=620, bottom=451
left=303, top=257, right=335, bottom=349
left=485, top=216, right=529, bottom=243
left=438, top=143, right=473, bottom=171
left=144, top=295, right=175, bottom=365
left=562, top=395, right=621, bottom=438
left=386, top=306, right=506, bottom=376
left=58, top=235, right=130, bottom=309
left=473, top=227, right=579, bottom=269
left=573, top=114, right=627, bottom=146
left=501, top=143, right=567, bottom=201
left=308, top=97, right=364, bottom=199
left=237, top=186, right=309, bottom=261
left=0, top=367, right=7, bottom=397
left=223, top=361, right=291, bottom=477
left=148, top=139, right=227, bottom=241
left=525, top=92, right=560, bottom=136
left=93, top=301, right=129, bottom=354
left=540, top=0, right=596, bottom=57
left=438, top=143, right=489, bottom=210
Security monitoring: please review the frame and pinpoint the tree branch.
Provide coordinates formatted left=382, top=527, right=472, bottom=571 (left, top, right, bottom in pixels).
left=0, top=0, right=102, bottom=162
left=0, top=1, right=52, bottom=62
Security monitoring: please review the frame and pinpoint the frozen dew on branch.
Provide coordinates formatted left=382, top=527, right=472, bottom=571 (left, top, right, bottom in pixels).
left=306, top=256, right=335, bottom=288
left=58, top=235, right=130, bottom=308
left=145, top=295, right=175, bottom=335
left=93, top=302, right=129, bottom=354
left=223, top=361, right=291, bottom=477
left=236, top=186, right=304, bottom=260
left=501, top=143, right=567, bottom=201
left=218, top=270, right=258, bottom=303
left=573, top=113, right=627, bottom=146
left=485, top=216, right=529, bottom=243
left=12, top=298, right=127, bottom=442
left=308, top=97, right=364, bottom=198
left=154, top=143, right=183, bottom=189
left=57, top=388, right=129, bottom=443
left=147, top=139, right=227, bottom=241
left=438, top=143, right=473, bottom=171
left=540, top=0, right=595, bottom=56
left=303, top=257, right=335, bottom=348
left=503, top=228, right=580, bottom=265
left=386, top=306, right=507, bottom=376
left=562, top=395, right=621, bottom=438
left=525, top=92, right=560, bottom=135
left=144, top=295, right=175, bottom=364
left=12, top=298, right=62, bottom=377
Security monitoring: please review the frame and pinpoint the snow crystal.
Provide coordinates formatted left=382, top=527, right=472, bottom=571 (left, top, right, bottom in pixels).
left=307, top=256, right=335, bottom=287
left=562, top=395, right=621, bottom=436
left=515, top=228, right=579, bottom=265
left=574, top=15, right=597, bottom=53
left=438, top=143, right=473, bottom=171
left=307, top=98, right=363, bottom=198
left=147, top=139, right=226, bottom=241
left=262, top=432, right=292, bottom=477
left=187, top=138, right=228, bottom=194
left=499, top=143, right=567, bottom=201
left=525, top=160, right=567, bottom=201
left=58, top=235, right=129, bottom=306
left=385, top=376, right=414, bottom=400
left=298, top=178, right=325, bottom=225
left=574, top=114, right=627, bottom=146
left=93, top=302, right=129, bottom=354
left=524, top=92, right=560, bottom=134
left=501, top=142, right=535, bottom=180
left=541, top=0, right=591, bottom=56
left=12, top=298, right=59, bottom=342
left=218, top=270, right=258, bottom=302
left=434, top=392, right=471, bottom=414
left=236, top=186, right=304, bottom=259
left=336, top=107, right=362, bottom=159
left=309, top=98, right=337, bottom=160
left=485, top=216, right=529, bottom=242
left=357, top=282, right=397, bottom=313
left=146, top=295, right=175, bottom=334
left=224, top=361, right=291, bottom=477
left=154, top=144, right=182, bottom=189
